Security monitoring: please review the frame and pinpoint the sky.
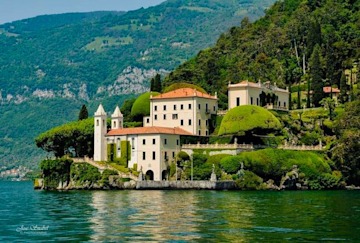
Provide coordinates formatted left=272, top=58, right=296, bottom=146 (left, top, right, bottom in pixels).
left=0, top=0, right=166, bottom=24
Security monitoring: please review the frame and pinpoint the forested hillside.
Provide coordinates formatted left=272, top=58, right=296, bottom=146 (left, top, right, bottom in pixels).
left=165, top=0, right=360, bottom=108
left=0, top=0, right=274, bottom=169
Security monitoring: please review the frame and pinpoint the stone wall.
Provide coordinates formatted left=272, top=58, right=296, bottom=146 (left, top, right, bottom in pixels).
left=136, top=180, right=236, bottom=190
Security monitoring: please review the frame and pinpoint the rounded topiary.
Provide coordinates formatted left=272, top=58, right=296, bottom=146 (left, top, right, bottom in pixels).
left=163, top=82, right=207, bottom=94
left=218, top=105, right=282, bottom=136
left=131, top=92, right=160, bottom=120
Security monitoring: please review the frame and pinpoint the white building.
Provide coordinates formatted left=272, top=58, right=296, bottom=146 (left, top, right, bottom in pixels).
left=106, top=126, right=191, bottom=181
left=228, top=80, right=289, bottom=111
left=143, top=88, right=218, bottom=136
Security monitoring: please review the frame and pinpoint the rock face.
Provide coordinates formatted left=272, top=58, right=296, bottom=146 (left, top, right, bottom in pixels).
left=280, top=165, right=302, bottom=190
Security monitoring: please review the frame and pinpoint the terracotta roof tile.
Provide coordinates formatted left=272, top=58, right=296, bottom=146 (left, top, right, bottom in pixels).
left=323, top=86, right=340, bottom=93
left=106, top=126, right=192, bottom=136
left=151, top=88, right=216, bottom=100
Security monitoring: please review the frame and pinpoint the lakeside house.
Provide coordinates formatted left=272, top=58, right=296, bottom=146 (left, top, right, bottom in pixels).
left=94, top=82, right=290, bottom=181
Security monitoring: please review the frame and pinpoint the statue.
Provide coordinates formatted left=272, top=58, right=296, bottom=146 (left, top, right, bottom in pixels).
left=210, top=164, right=217, bottom=182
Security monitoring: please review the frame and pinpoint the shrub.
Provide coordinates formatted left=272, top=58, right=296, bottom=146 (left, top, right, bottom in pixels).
left=192, top=153, right=208, bottom=167
left=220, top=156, right=242, bottom=174
left=206, top=154, right=231, bottom=166
left=40, top=158, right=73, bottom=189
left=177, top=151, right=190, bottom=162
left=70, top=163, right=101, bottom=183
left=235, top=171, right=265, bottom=190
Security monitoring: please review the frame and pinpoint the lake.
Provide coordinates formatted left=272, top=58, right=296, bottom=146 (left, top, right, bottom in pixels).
left=0, top=181, right=359, bottom=242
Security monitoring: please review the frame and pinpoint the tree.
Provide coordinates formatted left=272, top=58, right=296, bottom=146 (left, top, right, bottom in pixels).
left=150, top=77, right=155, bottom=91
left=121, top=98, right=136, bottom=122
left=78, top=104, right=88, bottom=121
left=320, top=97, right=335, bottom=120
left=332, top=99, right=360, bottom=186
left=153, top=73, right=162, bottom=92
left=297, top=83, right=301, bottom=109
left=338, top=71, right=348, bottom=104
left=35, top=118, right=94, bottom=158
left=309, top=44, right=324, bottom=107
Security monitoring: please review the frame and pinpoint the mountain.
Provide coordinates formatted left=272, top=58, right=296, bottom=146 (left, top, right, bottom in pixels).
left=164, top=0, right=360, bottom=108
left=0, top=0, right=275, bottom=169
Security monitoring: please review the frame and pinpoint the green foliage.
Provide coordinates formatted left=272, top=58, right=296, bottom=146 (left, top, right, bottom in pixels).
left=70, top=163, right=101, bottom=183
left=120, top=140, right=131, bottom=166
left=101, top=169, right=118, bottom=185
left=300, top=131, right=321, bottom=145
left=218, top=105, right=282, bottom=136
left=110, top=163, right=130, bottom=174
left=121, top=98, right=136, bottom=122
left=78, top=104, right=88, bottom=121
left=235, top=170, right=266, bottom=190
left=151, top=74, right=162, bottom=92
left=206, top=154, right=231, bottom=166
left=35, top=118, right=94, bottom=158
left=220, top=156, right=242, bottom=174
left=40, top=158, right=73, bottom=189
left=177, top=151, right=190, bottom=162
left=1, top=0, right=274, bottom=169
left=131, top=92, right=160, bottom=121
left=310, top=44, right=324, bottom=107
left=332, top=99, right=360, bottom=186
left=163, top=82, right=207, bottom=94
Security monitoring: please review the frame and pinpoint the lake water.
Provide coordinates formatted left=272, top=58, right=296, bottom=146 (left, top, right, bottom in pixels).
left=0, top=181, right=359, bottom=242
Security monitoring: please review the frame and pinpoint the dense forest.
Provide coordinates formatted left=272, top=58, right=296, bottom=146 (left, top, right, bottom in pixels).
left=0, top=0, right=274, bottom=169
left=164, top=0, right=360, bottom=108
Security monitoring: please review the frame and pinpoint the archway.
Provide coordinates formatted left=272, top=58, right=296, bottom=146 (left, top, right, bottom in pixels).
left=145, top=170, right=154, bottom=180
left=162, top=170, right=168, bottom=181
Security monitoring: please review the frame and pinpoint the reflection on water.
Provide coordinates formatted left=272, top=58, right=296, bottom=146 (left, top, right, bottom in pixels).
left=0, top=182, right=360, bottom=242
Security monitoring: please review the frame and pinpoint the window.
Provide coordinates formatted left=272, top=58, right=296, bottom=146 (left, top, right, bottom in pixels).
left=164, top=138, right=167, bottom=145
left=96, top=119, right=99, bottom=126
left=284, top=102, right=286, bottom=108
left=206, top=130, right=208, bottom=136
left=113, top=121, right=116, bottom=127
left=206, top=120, right=208, bottom=126
left=236, top=97, right=240, bottom=106
left=154, top=114, right=158, bottom=120
left=152, top=151, right=156, bottom=160
left=174, top=105, right=177, bottom=110
left=152, top=139, right=156, bottom=145
left=198, top=130, right=201, bottom=136
left=142, top=152, right=146, bottom=160
left=163, top=114, right=167, bottom=120
left=172, top=114, right=178, bottom=120
left=213, top=105, right=216, bottom=111
left=176, top=139, right=179, bottom=146
left=154, top=105, right=157, bottom=111
left=163, top=105, right=167, bottom=111
left=180, top=104, right=184, bottom=110
left=102, top=119, right=105, bottom=127
left=131, top=138, right=135, bottom=149
left=188, top=104, right=192, bottom=110
left=164, top=151, right=168, bottom=160
left=206, top=103, right=208, bottom=111
left=251, top=97, right=253, bottom=105
left=279, top=101, right=281, bottom=107
left=198, top=104, right=201, bottom=109
left=180, top=119, right=184, bottom=126
left=188, top=119, right=192, bottom=126
left=257, top=98, right=259, bottom=106
left=142, top=139, right=146, bottom=145
left=146, top=118, right=150, bottom=124
left=199, top=119, right=201, bottom=126
left=172, top=151, right=175, bottom=158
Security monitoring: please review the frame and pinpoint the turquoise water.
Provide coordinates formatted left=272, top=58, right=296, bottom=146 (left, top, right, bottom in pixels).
left=0, top=181, right=359, bottom=242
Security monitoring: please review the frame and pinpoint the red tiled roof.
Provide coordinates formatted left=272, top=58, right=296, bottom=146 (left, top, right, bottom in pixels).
left=151, top=88, right=216, bottom=100
left=106, top=126, right=192, bottom=136
left=323, top=86, right=340, bottom=93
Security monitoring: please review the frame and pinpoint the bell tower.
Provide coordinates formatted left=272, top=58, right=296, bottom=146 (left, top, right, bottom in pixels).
left=94, top=104, right=107, bottom=161
left=111, top=106, right=123, bottom=129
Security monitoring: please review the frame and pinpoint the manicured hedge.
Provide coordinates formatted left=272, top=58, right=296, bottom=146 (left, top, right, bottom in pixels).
left=163, top=82, right=207, bottom=94
left=218, top=105, right=282, bottom=136
left=131, top=92, right=160, bottom=120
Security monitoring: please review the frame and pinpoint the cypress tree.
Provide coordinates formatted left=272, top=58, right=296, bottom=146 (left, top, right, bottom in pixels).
left=297, top=83, right=301, bottom=109
left=153, top=74, right=162, bottom=92
left=309, top=44, right=324, bottom=107
left=150, top=77, right=155, bottom=91
left=78, top=104, right=88, bottom=120
left=339, top=71, right=348, bottom=104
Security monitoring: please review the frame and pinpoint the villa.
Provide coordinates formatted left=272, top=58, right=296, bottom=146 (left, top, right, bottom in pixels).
left=94, top=82, right=290, bottom=181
